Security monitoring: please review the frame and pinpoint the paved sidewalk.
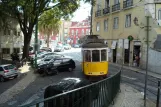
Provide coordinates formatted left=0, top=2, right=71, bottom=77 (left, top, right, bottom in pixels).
left=109, top=84, right=156, bottom=107
left=0, top=63, right=37, bottom=104
left=110, top=62, right=161, bottom=79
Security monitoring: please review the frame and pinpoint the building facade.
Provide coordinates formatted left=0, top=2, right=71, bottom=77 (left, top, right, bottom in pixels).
left=92, top=0, right=161, bottom=67
left=69, top=17, right=90, bottom=45
left=0, top=19, right=23, bottom=58
left=59, top=21, right=72, bottom=43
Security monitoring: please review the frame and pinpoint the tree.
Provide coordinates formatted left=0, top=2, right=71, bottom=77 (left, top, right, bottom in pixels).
left=0, top=0, right=81, bottom=58
left=38, top=9, right=62, bottom=48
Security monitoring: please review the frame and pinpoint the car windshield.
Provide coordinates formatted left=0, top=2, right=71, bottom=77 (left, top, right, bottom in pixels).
left=4, top=65, right=15, bottom=70
left=56, top=46, right=62, bottom=48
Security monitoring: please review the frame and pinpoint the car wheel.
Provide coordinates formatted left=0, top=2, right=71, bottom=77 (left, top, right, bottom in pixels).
left=0, top=76, right=5, bottom=82
left=55, top=70, right=58, bottom=75
left=68, top=67, right=73, bottom=72
left=14, top=75, right=18, bottom=78
left=45, top=69, right=52, bottom=75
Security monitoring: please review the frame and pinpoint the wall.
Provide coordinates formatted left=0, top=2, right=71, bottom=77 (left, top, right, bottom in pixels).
left=92, top=0, right=145, bottom=64
left=148, top=48, right=161, bottom=74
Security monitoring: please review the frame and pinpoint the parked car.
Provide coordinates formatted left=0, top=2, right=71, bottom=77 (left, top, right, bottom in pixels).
left=73, top=44, right=80, bottom=48
left=44, top=77, right=99, bottom=107
left=36, top=57, right=76, bottom=75
left=31, top=53, right=64, bottom=65
left=63, top=44, right=71, bottom=50
left=0, top=64, right=18, bottom=82
left=40, top=47, right=52, bottom=52
left=54, top=45, right=64, bottom=52
left=37, top=54, right=64, bottom=65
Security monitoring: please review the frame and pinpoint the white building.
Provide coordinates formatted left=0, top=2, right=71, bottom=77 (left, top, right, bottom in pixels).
left=0, top=19, right=23, bottom=58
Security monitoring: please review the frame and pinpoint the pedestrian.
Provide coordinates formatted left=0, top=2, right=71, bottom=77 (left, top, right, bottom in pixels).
left=135, top=55, right=140, bottom=67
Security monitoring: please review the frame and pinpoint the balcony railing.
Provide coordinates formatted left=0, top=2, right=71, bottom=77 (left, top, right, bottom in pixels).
left=103, top=7, right=110, bottom=15
left=112, top=3, right=120, bottom=12
left=95, top=10, right=101, bottom=17
left=123, top=0, right=133, bottom=9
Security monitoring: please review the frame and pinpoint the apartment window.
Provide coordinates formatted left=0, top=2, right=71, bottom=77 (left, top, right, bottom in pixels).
left=76, top=29, right=78, bottom=35
left=2, top=48, right=10, bottom=54
left=97, top=4, right=101, bottom=11
left=125, top=14, right=131, bottom=27
left=96, top=22, right=100, bottom=31
left=82, top=29, right=84, bottom=36
left=104, top=20, right=108, bottom=31
left=105, top=0, right=109, bottom=8
left=113, top=17, right=119, bottom=29
left=114, top=0, right=119, bottom=4
left=13, top=48, right=20, bottom=53
left=72, top=30, right=74, bottom=35
left=97, top=0, right=101, bottom=10
left=158, top=9, right=161, bottom=20
left=86, top=29, right=89, bottom=35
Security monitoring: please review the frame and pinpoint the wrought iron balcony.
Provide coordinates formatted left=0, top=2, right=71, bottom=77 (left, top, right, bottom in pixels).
left=103, top=7, right=110, bottom=15
left=95, top=10, right=101, bottom=17
left=123, top=0, right=133, bottom=9
left=112, top=3, right=120, bottom=12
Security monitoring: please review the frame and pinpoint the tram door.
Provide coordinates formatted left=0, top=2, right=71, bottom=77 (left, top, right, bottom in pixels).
left=83, top=50, right=91, bottom=73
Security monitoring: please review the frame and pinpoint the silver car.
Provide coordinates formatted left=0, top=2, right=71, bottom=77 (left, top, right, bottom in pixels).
left=0, top=64, right=18, bottom=82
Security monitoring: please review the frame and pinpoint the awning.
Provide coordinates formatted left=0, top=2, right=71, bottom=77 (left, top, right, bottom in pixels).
left=111, top=41, right=117, bottom=49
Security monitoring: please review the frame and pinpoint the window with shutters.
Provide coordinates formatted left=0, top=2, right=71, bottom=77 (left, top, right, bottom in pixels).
left=113, top=17, right=119, bottom=29
left=96, top=22, right=100, bottom=31
left=104, top=20, right=108, bottom=31
left=125, top=14, right=131, bottom=28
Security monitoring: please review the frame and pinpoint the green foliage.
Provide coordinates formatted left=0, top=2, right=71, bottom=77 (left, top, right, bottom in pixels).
left=0, top=0, right=92, bottom=57
left=38, top=8, right=62, bottom=35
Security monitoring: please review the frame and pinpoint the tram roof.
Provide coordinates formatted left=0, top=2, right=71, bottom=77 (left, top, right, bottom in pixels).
left=82, top=42, right=107, bottom=48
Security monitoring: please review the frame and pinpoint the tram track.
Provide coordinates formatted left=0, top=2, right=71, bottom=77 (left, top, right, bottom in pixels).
left=121, top=74, right=161, bottom=103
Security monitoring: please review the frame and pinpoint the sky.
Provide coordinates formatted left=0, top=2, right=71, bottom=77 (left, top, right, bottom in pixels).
left=71, top=1, right=91, bottom=22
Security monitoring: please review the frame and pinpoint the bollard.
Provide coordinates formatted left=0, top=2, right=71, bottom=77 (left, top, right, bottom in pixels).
left=156, top=81, right=160, bottom=107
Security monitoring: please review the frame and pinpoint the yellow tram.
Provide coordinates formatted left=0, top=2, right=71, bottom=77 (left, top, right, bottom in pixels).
left=81, top=35, right=108, bottom=78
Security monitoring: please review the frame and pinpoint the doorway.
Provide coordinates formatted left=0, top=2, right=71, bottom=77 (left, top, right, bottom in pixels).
left=113, top=49, right=117, bottom=63
left=133, top=45, right=141, bottom=66
left=124, top=41, right=130, bottom=64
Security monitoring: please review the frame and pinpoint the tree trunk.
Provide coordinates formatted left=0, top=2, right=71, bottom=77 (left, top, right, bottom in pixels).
left=22, top=33, right=32, bottom=59
left=47, top=34, right=50, bottom=48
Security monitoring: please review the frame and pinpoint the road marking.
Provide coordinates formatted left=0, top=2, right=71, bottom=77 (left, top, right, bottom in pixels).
left=122, top=75, right=137, bottom=80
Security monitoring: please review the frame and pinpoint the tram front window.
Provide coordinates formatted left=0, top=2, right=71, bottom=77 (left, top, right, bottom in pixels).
left=84, top=50, right=91, bottom=62
left=92, top=50, right=100, bottom=62
left=101, top=49, right=107, bottom=61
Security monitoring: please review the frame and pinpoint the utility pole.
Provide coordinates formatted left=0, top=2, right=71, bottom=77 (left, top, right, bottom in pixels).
left=144, top=15, right=150, bottom=107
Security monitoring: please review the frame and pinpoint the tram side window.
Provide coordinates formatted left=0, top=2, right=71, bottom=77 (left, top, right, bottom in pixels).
left=101, top=49, right=107, bottom=61
left=92, top=50, right=100, bottom=62
left=84, top=50, right=91, bottom=62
